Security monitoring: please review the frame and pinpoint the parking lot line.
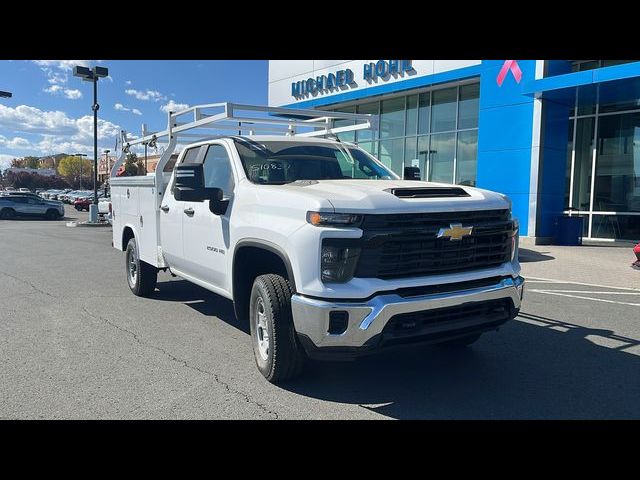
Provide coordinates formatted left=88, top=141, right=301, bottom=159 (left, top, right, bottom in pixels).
left=528, top=289, right=640, bottom=307
left=525, top=276, right=640, bottom=293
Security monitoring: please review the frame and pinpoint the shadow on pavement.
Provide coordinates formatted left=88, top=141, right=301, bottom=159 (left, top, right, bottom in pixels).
left=151, top=278, right=640, bottom=419
left=518, top=248, right=555, bottom=263
left=153, top=278, right=247, bottom=334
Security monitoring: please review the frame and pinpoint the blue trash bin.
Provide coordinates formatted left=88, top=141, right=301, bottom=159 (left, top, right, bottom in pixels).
left=555, top=215, right=583, bottom=246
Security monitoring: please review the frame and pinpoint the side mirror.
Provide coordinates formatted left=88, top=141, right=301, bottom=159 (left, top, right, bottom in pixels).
left=404, top=166, right=421, bottom=180
left=208, top=188, right=229, bottom=215
left=174, top=163, right=206, bottom=202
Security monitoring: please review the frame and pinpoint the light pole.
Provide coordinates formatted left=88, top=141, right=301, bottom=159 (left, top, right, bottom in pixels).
left=74, top=153, right=87, bottom=189
left=73, top=65, right=109, bottom=223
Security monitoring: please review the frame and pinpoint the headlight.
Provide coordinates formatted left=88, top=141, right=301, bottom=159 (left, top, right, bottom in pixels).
left=307, top=211, right=363, bottom=227
left=321, top=239, right=361, bottom=283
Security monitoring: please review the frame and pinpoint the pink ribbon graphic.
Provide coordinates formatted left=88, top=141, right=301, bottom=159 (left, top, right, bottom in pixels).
left=496, top=60, right=522, bottom=86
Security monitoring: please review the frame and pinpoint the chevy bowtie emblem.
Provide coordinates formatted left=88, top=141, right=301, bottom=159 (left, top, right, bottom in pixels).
left=437, top=223, right=473, bottom=241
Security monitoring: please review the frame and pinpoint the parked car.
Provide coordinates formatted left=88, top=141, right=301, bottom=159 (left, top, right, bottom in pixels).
left=0, top=194, right=65, bottom=220
left=18, top=187, right=30, bottom=193
left=74, top=197, right=91, bottom=211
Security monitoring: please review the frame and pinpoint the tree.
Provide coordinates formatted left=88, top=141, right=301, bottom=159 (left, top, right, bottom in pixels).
left=9, top=156, right=40, bottom=169
left=124, top=153, right=144, bottom=176
left=58, top=155, right=93, bottom=179
left=5, top=171, right=70, bottom=190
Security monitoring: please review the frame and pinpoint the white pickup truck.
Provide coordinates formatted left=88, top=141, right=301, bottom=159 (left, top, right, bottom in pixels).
left=110, top=103, right=524, bottom=383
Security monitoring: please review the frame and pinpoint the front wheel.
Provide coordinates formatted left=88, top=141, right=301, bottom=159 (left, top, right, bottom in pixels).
left=125, top=237, right=157, bottom=297
left=45, top=209, right=59, bottom=220
left=249, top=274, right=305, bottom=383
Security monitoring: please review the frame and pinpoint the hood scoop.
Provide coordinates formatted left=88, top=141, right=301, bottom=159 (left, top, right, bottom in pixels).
left=385, top=187, right=471, bottom=199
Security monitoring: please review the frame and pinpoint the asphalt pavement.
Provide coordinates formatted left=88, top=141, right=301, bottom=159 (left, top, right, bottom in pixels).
left=1, top=212, right=639, bottom=419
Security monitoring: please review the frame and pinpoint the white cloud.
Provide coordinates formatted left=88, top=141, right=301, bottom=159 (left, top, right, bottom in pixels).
left=43, top=85, right=83, bottom=100
left=125, top=80, right=132, bottom=85
left=161, top=100, right=189, bottom=114
left=114, top=103, right=142, bottom=116
left=0, top=135, right=31, bottom=149
left=125, top=88, right=166, bottom=102
left=33, top=60, right=91, bottom=71
left=47, top=73, right=67, bottom=85
left=0, top=154, right=15, bottom=171
left=0, top=104, right=120, bottom=156
left=63, top=89, right=83, bottom=100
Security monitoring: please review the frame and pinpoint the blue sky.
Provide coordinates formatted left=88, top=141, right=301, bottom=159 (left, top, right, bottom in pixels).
left=0, top=60, right=268, bottom=169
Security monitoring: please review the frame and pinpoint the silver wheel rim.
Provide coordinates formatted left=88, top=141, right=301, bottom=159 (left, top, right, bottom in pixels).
left=127, top=245, right=138, bottom=287
left=255, top=297, right=269, bottom=361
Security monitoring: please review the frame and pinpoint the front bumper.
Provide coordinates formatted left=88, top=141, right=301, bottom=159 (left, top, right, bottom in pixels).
left=291, top=276, right=524, bottom=358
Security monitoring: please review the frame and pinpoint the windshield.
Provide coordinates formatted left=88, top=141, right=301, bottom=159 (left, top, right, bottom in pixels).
left=233, top=139, right=398, bottom=185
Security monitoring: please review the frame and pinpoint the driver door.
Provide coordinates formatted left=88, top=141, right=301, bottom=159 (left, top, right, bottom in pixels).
left=181, top=142, right=236, bottom=291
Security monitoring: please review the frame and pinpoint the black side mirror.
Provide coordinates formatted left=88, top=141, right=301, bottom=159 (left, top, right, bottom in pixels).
left=174, top=163, right=206, bottom=202
left=404, top=166, right=421, bottom=180
left=208, top=189, right=228, bottom=215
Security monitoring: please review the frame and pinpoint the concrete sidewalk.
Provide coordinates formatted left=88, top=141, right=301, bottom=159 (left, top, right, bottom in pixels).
left=518, top=240, right=640, bottom=289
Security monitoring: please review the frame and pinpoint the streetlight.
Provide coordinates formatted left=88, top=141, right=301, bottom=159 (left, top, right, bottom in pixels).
left=74, top=153, right=87, bottom=189
left=73, top=65, right=109, bottom=223
left=0, top=91, right=12, bottom=98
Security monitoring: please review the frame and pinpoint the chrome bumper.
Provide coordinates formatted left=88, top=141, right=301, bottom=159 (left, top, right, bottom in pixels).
left=291, top=276, right=524, bottom=349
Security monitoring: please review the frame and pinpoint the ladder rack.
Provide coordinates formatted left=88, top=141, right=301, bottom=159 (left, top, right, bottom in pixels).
left=110, top=102, right=377, bottom=180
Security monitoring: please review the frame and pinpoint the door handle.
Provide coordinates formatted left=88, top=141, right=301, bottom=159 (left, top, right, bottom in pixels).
left=183, top=207, right=195, bottom=216
left=160, top=205, right=170, bottom=212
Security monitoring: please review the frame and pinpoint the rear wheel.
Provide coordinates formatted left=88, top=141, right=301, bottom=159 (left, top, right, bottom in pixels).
left=438, top=333, right=482, bottom=348
left=249, top=274, right=305, bottom=383
left=0, top=208, right=16, bottom=219
left=125, top=237, right=157, bottom=297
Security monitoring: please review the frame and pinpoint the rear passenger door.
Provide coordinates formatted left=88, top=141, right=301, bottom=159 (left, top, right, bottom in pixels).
left=159, top=146, right=203, bottom=270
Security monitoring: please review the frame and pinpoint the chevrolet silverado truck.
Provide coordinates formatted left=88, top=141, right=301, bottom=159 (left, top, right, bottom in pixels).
left=110, top=103, right=524, bottom=383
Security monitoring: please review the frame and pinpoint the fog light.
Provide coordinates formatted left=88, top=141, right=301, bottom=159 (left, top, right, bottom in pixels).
left=328, top=311, right=349, bottom=335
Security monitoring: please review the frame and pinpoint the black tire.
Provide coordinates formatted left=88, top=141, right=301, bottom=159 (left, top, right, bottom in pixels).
left=45, top=209, right=58, bottom=220
left=437, top=332, right=482, bottom=348
left=75, top=205, right=82, bottom=211
left=0, top=208, right=16, bottom=219
left=249, top=274, right=305, bottom=383
left=125, top=237, right=157, bottom=297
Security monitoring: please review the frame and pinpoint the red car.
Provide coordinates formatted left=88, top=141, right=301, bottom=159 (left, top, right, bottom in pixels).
left=74, top=197, right=91, bottom=211
left=633, top=243, right=640, bottom=270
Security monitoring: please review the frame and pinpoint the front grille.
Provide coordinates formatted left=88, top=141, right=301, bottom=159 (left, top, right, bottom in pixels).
left=354, top=209, right=514, bottom=279
left=382, top=299, right=512, bottom=344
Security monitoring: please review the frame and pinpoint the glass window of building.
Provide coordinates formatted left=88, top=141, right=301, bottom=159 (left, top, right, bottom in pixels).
left=458, top=83, right=480, bottom=130
left=380, top=97, right=405, bottom=139
left=405, top=95, right=418, bottom=136
left=418, top=92, right=431, bottom=135
left=329, top=81, right=479, bottom=186
left=429, top=133, right=456, bottom=183
left=456, top=130, right=478, bottom=186
left=378, top=138, right=404, bottom=174
left=431, top=87, right=457, bottom=132
left=356, top=102, right=378, bottom=143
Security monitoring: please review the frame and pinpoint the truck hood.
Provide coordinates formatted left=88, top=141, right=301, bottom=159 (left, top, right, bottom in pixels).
left=278, top=179, right=511, bottom=214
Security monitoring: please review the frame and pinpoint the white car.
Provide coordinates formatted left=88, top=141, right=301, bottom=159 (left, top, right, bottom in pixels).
left=109, top=103, right=524, bottom=384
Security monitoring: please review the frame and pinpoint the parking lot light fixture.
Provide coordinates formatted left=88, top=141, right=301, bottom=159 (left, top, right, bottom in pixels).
left=0, top=91, right=12, bottom=98
left=73, top=65, right=109, bottom=223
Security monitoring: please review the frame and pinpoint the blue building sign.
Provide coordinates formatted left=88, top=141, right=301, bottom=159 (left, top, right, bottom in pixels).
left=363, top=60, right=413, bottom=81
left=291, top=69, right=355, bottom=98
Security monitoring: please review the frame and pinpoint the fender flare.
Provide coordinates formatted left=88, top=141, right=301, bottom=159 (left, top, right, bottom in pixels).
left=232, top=238, right=297, bottom=294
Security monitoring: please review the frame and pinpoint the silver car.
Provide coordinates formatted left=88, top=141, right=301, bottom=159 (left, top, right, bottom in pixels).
left=0, top=195, right=65, bottom=220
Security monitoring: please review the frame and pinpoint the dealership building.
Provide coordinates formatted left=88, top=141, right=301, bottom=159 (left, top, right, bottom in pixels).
left=268, top=60, right=640, bottom=243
